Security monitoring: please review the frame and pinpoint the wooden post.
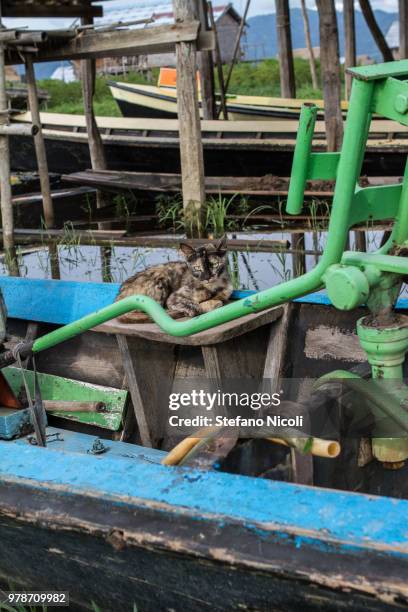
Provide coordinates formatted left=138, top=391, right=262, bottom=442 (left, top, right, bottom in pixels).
left=275, top=0, right=296, bottom=99
left=208, top=1, right=228, bottom=120
left=300, top=0, right=318, bottom=90
left=399, top=0, right=408, bottom=59
left=358, top=0, right=393, bottom=62
left=25, top=54, right=55, bottom=229
left=196, top=0, right=215, bottom=119
left=80, top=16, right=110, bottom=228
left=224, top=0, right=251, bottom=94
left=0, top=43, right=18, bottom=275
left=315, top=0, right=343, bottom=152
left=343, top=0, right=356, bottom=99
left=173, top=0, right=206, bottom=238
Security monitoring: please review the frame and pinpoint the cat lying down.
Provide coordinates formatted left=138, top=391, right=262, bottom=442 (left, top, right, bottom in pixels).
left=115, top=236, right=233, bottom=324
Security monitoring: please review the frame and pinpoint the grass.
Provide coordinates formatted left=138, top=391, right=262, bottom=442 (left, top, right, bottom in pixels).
left=37, top=58, right=343, bottom=116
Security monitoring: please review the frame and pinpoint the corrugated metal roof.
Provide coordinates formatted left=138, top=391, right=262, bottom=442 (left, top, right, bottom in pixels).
left=95, top=2, right=235, bottom=27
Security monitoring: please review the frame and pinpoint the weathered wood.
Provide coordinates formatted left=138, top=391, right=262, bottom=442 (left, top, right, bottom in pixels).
left=25, top=54, right=55, bottom=229
left=208, top=1, right=228, bottom=120
left=96, top=306, right=284, bottom=347
left=115, top=334, right=153, bottom=448
left=80, top=15, right=110, bottom=227
left=343, top=0, right=356, bottom=99
left=291, top=232, right=306, bottom=276
left=275, top=0, right=296, bottom=99
left=201, top=345, right=222, bottom=382
left=1, top=4, right=103, bottom=18
left=8, top=22, right=213, bottom=64
left=300, top=0, right=318, bottom=90
left=0, top=42, right=18, bottom=275
left=174, top=0, right=206, bottom=238
left=399, top=0, right=408, bottom=59
left=196, top=0, right=215, bottom=120
left=315, top=0, right=343, bottom=152
left=263, top=303, right=292, bottom=388
left=358, top=0, right=393, bottom=62
left=224, top=0, right=251, bottom=94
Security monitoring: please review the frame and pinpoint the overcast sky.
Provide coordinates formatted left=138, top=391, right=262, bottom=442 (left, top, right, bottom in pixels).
left=2, top=0, right=399, bottom=30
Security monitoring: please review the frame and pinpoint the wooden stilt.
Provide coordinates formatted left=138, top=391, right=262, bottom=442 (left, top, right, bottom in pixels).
left=291, top=233, right=306, bottom=277
left=343, top=0, right=356, bottom=99
left=197, top=0, right=215, bottom=120
left=300, top=0, right=318, bottom=90
left=0, top=43, right=18, bottom=276
left=358, top=0, right=393, bottom=62
left=25, top=54, right=55, bottom=229
left=399, top=0, right=408, bottom=59
left=316, top=0, right=343, bottom=152
left=80, top=16, right=110, bottom=229
left=173, top=0, right=206, bottom=238
left=275, top=0, right=296, bottom=99
left=208, top=1, right=228, bottom=120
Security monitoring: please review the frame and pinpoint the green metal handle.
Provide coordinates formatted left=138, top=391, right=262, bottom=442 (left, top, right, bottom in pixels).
left=30, top=79, right=376, bottom=352
left=286, top=103, right=317, bottom=215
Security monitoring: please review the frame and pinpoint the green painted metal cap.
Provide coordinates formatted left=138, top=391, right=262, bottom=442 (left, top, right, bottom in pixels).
left=324, top=265, right=370, bottom=311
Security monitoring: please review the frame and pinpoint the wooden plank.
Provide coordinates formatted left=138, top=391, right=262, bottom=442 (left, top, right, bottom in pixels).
left=343, top=0, right=356, bottom=99
left=201, top=346, right=222, bottom=381
left=1, top=4, right=103, bottom=18
left=9, top=22, right=213, bottom=64
left=3, top=366, right=127, bottom=431
left=116, top=334, right=152, bottom=447
left=96, top=306, right=283, bottom=347
left=14, top=111, right=408, bottom=136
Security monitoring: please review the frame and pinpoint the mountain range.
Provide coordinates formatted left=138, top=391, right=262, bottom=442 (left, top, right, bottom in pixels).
left=244, top=8, right=397, bottom=61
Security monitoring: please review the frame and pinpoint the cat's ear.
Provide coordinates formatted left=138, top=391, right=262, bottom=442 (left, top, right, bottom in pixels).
left=216, top=235, right=227, bottom=253
left=179, top=242, right=195, bottom=258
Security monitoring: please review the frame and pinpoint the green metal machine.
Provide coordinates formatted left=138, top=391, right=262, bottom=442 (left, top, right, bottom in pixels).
left=3, top=60, right=408, bottom=464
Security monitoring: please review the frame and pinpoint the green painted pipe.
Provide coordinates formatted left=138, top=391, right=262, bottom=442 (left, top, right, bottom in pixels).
left=342, top=251, right=408, bottom=275
left=31, top=79, right=375, bottom=353
left=286, top=103, right=317, bottom=215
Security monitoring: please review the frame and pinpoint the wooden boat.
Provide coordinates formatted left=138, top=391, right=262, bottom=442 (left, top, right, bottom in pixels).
left=0, top=275, right=407, bottom=610
left=108, top=80, right=346, bottom=121
left=10, top=111, right=408, bottom=177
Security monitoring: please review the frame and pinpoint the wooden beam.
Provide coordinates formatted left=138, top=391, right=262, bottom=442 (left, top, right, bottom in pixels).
left=25, top=54, right=55, bottom=229
left=173, top=0, right=206, bottom=238
left=196, top=0, right=216, bottom=120
left=316, top=0, right=343, bottom=152
left=343, top=0, right=356, bottom=99
left=80, top=15, right=110, bottom=228
left=1, top=5, right=103, bottom=18
left=208, top=1, right=228, bottom=120
left=8, top=22, right=213, bottom=64
left=0, top=41, right=18, bottom=275
left=399, top=0, right=408, bottom=59
left=358, top=0, right=393, bottom=62
left=300, top=0, right=318, bottom=91
left=275, top=0, right=296, bottom=98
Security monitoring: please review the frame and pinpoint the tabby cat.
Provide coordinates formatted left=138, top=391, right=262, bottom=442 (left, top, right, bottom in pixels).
left=116, top=236, right=232, bottom=323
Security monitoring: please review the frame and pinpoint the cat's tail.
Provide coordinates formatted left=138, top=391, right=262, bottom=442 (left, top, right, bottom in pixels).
left=117, top=311, right=151, bottom=324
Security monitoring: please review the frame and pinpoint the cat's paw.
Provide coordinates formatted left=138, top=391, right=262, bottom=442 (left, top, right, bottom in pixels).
left=199, top=299, right=223, bottom=313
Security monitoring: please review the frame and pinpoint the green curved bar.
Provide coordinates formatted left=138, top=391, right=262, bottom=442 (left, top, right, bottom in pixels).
left=32, top=79, right=377, bottom=353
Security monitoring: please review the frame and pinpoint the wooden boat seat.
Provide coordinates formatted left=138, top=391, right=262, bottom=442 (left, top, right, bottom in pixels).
left=94, top=305, right=283, bottom=346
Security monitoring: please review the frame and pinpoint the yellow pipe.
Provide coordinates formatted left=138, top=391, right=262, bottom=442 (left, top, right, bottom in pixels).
left=268, top=437, right=341, bottom=458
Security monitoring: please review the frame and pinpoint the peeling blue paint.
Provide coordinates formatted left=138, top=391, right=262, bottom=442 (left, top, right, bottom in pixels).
left=0, top=434, right=407, bottom=556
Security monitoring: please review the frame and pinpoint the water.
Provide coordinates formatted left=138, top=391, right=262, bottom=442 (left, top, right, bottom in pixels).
left=0, top=229, right=401, bottom=294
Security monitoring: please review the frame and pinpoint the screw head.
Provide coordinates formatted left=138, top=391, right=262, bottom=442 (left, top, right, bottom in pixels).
left=395, top=94, right=408, bottom=114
